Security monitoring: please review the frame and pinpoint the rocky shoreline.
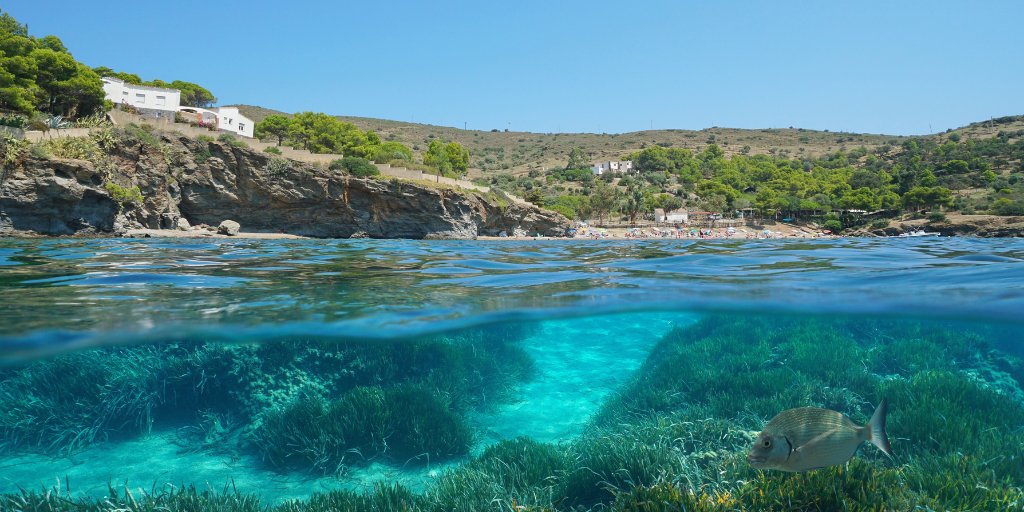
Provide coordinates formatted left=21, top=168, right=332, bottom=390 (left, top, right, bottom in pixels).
left=849, top=213, right=1024, bottom=238
left=0, top=131, right=569, bottom=240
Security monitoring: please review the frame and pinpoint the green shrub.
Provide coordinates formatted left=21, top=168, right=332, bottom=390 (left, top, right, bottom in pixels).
left=119, top=123, right=161, bottom=147
left=822, top=218, right=843, bottom=232
left=267, top=156, right=290, bottom=176
left=928, top=211, right=947, bottom=222
left=104, top=182, right=144, bottom=207
left=264, top=146, right=282, bottom=155
left=38, top=136, right=101, bottom=160
left=330, top=156, right=380, bottom=177
left=0, top=114, right=27, bottom=129
left=0, top=134, right=27, bottom=165
left=992, top=198, right=1024, bottom=216
left=218, top=133, right=248, bottom=148
left=196, top=134, right=214, bottom=143
left=28, top=142, right=51, bottom=159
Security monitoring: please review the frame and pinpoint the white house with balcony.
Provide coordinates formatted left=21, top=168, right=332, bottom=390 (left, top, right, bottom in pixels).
left=591, top=160, right=634, bottom=175
left=177, top=106, right=254, bottom=138
left=101, top=77, right=181, bottom=119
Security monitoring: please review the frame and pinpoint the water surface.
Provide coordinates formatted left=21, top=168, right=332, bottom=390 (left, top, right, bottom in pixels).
left=0, top=238, right=1021, bottom=510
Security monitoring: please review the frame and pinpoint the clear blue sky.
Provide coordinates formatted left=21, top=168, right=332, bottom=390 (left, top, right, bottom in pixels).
left=5, top=0, right=1023, bottom=135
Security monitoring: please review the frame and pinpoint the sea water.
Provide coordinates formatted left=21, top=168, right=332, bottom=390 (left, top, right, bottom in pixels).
left=0, top=238, right=1022, bottom=510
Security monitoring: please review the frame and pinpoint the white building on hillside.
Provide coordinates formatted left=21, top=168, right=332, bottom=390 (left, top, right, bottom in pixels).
left=178, top=106, right=255, bottom=138
left=591, top=160, right=634, bottom=175
left=103, top=76, right=253, bottom=138
left=213, top=106, right=254, bottom=138
left=101, top=77, right=181, bottom=118
left=654, top=209, right=688, bottom=223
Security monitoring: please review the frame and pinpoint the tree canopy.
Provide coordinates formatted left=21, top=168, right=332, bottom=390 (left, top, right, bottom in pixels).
left=0, top=10, right=104, bottom=118
left=254, top=112, right=426, bottom=169
left=423, top=139, right=470, bottom=178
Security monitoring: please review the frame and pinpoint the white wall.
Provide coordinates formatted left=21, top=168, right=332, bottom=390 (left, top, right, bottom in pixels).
left=591, top=160, right=634, bottom=175
left=102, top=78, right=181, bottom=113
left=101, top=78, right=124, bottom=102
left=215, top=107, right=254, bottom=138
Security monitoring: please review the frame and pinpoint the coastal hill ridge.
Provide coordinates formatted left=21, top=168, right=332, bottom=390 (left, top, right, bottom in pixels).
left=233, top=105, right=1024, bottom=179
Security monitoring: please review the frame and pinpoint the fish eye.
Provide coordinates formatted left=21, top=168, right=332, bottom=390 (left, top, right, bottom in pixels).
left=763, top=439, right=771, bottom=447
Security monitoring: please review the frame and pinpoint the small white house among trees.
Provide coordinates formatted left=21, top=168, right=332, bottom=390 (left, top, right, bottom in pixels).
left=101, top=77, right=181, bottom=119
left=177, top=106, right=254, bottom=138
left=591, top=160, right=634, bottom=176
left=102, top=77, right=254, bottom=138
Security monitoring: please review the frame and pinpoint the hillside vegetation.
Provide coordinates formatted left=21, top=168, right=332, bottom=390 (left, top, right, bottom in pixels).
left=237, top=105, right=910, bottom=175
left=239, top=105, right=1024, bottom=229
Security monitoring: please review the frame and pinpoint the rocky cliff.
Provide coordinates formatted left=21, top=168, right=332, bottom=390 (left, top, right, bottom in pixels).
left=0, top=132, right=570, bottom=239
left=850, top=214, right=1024, bottom=238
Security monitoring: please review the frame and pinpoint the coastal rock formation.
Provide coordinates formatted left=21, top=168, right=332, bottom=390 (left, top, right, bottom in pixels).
left=0, top=157, right=117, bottom=235
left=856, top=214, right=1024, bottom=238
left=217, top=220, right=240, bottom=236
left=0, top=133, right=569, bottom=239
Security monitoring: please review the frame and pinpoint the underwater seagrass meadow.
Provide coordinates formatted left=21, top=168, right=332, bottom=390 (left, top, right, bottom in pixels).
left=0, top=238, right=1023, bottom=511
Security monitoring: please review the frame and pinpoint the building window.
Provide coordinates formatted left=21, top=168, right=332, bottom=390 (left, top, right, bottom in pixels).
left=155, top=95, right=166, bottom=106
left=238, top=123, right=246, bottom=132
left=135, top=93, right=145, bottom=104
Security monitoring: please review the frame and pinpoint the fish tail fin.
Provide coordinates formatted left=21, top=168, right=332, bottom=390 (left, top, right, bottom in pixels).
left=868, top=397, right=893, bottom=458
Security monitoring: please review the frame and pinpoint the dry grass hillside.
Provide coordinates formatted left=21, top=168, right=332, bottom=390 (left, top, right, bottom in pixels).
left=234, top=106, right=1024, bottom=179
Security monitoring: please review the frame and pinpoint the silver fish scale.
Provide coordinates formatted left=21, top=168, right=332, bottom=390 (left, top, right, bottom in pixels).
left=763, top=407, right=863, bottom=447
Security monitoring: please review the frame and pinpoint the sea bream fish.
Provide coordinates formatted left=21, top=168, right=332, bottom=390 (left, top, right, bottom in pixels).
left=747, top=398, right=893, bottom=472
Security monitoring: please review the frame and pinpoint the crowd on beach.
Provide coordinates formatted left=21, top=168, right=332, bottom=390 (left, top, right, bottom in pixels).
left=565, top=224, right=839, bottom=240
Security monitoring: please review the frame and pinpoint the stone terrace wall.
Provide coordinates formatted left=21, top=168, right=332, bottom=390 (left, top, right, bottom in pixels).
left=24, top=128, right=93, bottom=143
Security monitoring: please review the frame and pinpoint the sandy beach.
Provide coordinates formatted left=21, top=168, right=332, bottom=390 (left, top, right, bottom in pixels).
left=479, top=222, right=833, bottom=240
left=123, top=228, right=308, bottom=239
left=122, top=223, right=832, bottom=241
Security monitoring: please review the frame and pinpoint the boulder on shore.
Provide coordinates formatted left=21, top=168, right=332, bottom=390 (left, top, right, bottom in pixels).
left=176, top=217, right=191, bottom=231
left=218, top=220, right=240, bottom=236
